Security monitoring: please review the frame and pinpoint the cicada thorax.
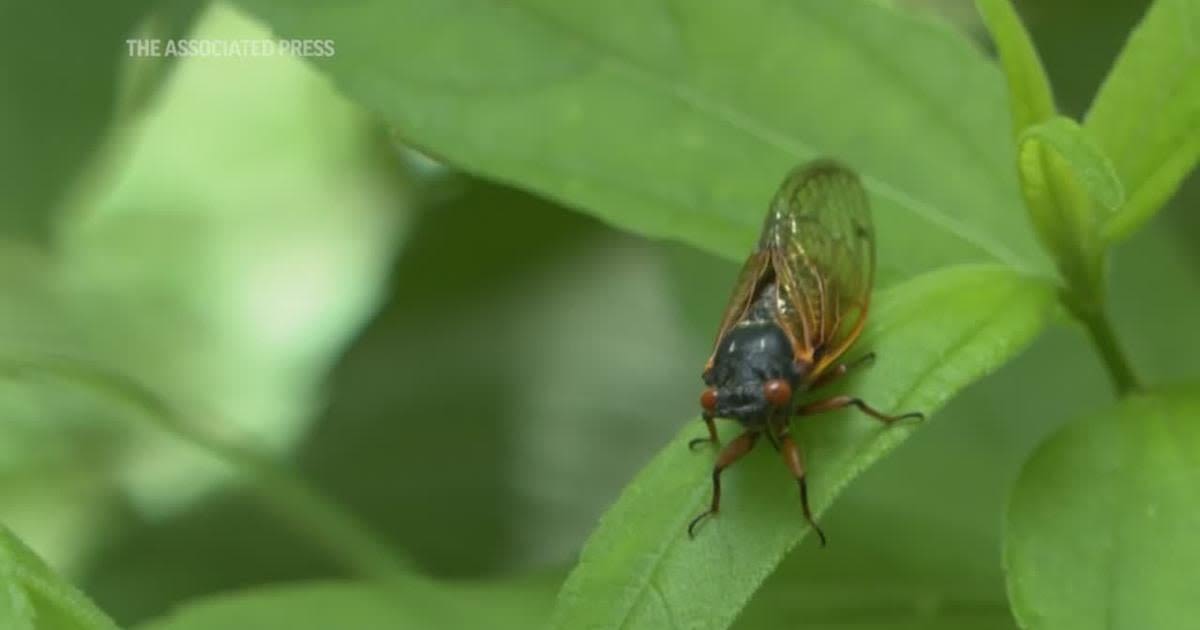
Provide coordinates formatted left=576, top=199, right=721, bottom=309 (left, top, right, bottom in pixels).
left=702, top=277, right=810, bottom=427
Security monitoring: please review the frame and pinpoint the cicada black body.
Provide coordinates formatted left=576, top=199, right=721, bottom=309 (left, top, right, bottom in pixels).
left=689, top=160, right=924, bottom=545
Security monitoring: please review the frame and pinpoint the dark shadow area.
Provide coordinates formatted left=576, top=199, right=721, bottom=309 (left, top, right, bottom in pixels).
left=295, top=178, right=598, bottom=575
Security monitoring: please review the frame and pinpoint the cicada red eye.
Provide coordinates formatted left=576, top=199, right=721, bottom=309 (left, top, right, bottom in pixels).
left=763, top=379, right=791, bottom=408
left=700, top=387, right=718, bottom=412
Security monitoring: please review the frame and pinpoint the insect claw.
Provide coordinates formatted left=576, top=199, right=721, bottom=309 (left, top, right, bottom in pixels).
left=813, top=522, right=828, bottom=547
left=687, top=437, right=717, bottom=451
left=687, top=510, right=714, bottom=539
left=795, top=471, right=827, bottom=547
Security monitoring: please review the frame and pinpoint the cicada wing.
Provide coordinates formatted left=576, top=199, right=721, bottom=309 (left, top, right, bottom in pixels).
left=763, top=160, right=875, bottom=379
left=704, top=249, right=771, bottom=373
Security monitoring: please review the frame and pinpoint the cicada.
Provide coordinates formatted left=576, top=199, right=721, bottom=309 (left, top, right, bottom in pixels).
left=690, top=160, right=923, bottom=545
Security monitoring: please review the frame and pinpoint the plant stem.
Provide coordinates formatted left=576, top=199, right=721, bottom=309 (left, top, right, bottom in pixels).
left=1070, top=299, right=1140, bottom=396
left=3, top=356, right=410, bottom=579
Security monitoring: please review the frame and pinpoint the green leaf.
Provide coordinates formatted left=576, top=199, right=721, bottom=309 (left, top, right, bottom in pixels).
left=739, top=583, right=1015, bottom=630
left=136, top=576, right=556, bottom=630
left=549, top=264, right=1055, bottom=630
left=973, top=0, right=1114, bottom=299
left=0, top=1, right=151, bottom=242
left=975, top=0, right=1057, bottom=136
left=0, top=526, right=121, bottom=630
left=1019, top=117, right=1124, bottom=212
left=1016, top=116, right=1123, bottom=276
left=1005, top=388, right=1200, bottom=629
left=1085, top=0, right=1200, bottom=242
left=1015, top=117, right=1103, bottom=295
left=235, top=0, right=1051, bottom=281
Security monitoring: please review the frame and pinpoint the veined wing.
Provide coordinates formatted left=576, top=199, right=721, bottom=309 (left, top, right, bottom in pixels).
left=762, top=160, right=875, bottom=378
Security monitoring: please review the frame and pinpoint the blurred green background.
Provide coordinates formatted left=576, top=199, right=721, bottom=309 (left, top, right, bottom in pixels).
left=0, top=1, right=1195, bottom=628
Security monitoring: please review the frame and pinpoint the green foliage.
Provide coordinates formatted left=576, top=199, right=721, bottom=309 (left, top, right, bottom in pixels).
left=0, top=2, right=153, bottom=242
left=235, top=0, right=1051, bottom=282
left=1019, top=118, right=1124, bottom=213
left=975, top=0, right=1057, bottom=135
left=976, top=0, right=1111, bottom=304
left=976, top=0, right=1109, bottom=311
left=1014, top=116, right=1115, bottom=295
left=136, top=576, right=557, bottom=630
left=0, top=5, right=404, bottom=560
left=1085, top=0, right=1200, bottom=242
left=0, top=1, right=1195, bottom=630
left=551, top=265, right=1054, bottom=630
left=1006, top=389, right=1200, bottom=629
left=0, top=527, right=119, bottom=630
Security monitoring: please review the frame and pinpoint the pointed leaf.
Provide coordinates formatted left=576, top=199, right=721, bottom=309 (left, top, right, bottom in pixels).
left=975, top=0, right=1057, bottom=136
left=1085, top=0, right=1200, bottom=242
left=549, top=265, right=1055, bottom=630
left=1015, top=117, right=1104, bottom=293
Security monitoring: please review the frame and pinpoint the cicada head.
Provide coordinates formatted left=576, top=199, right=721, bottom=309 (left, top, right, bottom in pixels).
left=700, top=321, right=807, bottom=426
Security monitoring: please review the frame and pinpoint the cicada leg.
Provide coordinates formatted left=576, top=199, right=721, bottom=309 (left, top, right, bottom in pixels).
left=797, top=395, right=924, bottom=424
left=687, top=430, right=759, bottom=538
left=774, top=425, right=827, bottom=547
left=687, top=414, right=720, bottom=451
